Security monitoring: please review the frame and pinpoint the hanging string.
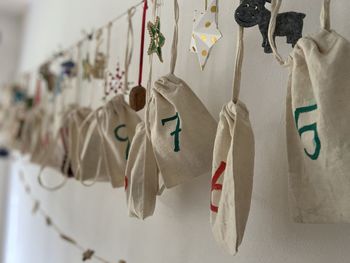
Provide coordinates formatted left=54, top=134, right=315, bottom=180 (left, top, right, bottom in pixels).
left=75, top=41, right=83, bottom=105
left=144, top=0, right=160, bottom=139
left=19, top=171, right=124, bottom=263
left=123, top=8, right=136, bottom=94
left=103, top=23, right=113, bottom=100
left=105, top=22, right=113, bottom=66
left=170, top=0, right=179, bottom=75
left=44, top=0, right=144, bottom=66
left=146, top=0, right=159, bottom=97
left=137, top=0, right=148, bottom=87
left=205, top=0, right=208, bottom=11
left=231, top=26, right=244, bottom=103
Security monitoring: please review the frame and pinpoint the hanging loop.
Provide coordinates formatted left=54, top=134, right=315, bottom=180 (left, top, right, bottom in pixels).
left=231, top=26, right=244, bottom=103
left=321, top=0, right=331, bottom=31
left=170, top=0, right=179, bottom=74
left=123, top=7, right=136, bottom=94
left=138, top=0, right=148, bottom=87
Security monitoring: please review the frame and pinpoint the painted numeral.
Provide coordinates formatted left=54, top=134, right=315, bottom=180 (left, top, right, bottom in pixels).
left=211, top=161, right=226, bottom=213
left=294, top=104, right=321, bottom=160
left=114, top=124, right=130, bottom=160
left=161, top=112, right=182, bottom=152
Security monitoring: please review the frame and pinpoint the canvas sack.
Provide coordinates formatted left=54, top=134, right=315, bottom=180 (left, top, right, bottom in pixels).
left=29, top=108, right=46, bottom=164
left=125, top=122, right=159, bottom=219
left=147, top=0, right=217, bottom=189
left=269, top=0, right=350, bottom=223
left=74, top=109, right=109, bottom=185
left=67, top=106, right=92, bottom=175
left=210, top=27, right=255, bottom=255
left=125, top=4, right=160, bottom=219
left=94, top=95, right=141, bottom=188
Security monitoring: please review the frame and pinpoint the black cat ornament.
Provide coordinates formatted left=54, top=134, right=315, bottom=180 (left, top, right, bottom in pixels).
left=235, top=0, right=306, bottom=53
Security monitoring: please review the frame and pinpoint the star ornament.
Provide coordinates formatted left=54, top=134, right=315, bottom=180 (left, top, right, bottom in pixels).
left=190, top=0, right=222, bottom=70
left=147, top=16, right=166, bottom=62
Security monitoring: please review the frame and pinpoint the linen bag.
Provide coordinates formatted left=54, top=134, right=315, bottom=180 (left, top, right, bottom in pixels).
left=269, top=0, right=350, bottom=223
left=95, top=95, right=141, bottom=188
left=34, top=103, right=64, bottom=168
left=37, top=106, right=78, bottom=190
left=18, top=108, right=35, bottom=155
left=126, top=122, right=159, bottom=219
left=67, top=106, right=92, bottom=175
left=93, top=8, right=141, bottom=188
left=147, top=0, right=217, bottom=188
left=210, top=27, right=255, bottom=255
left=29, top=108, right=46, bottom=164
left=125, top=4, right=161, bottom=219
left=74, top=109, right=109, bottom=185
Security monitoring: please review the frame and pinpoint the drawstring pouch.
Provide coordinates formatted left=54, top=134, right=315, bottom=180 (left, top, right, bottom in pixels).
left=125, top=2, right=161, bottom=220
left=210, top=26, right=255, bottom=255
left=147, top=0, right=217, bottom=189
left=96, top=94, right=141, bottom=188
left=269, top=0, right=350, bottom=223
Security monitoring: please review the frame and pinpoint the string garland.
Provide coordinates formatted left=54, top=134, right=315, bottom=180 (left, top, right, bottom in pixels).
left=18, top=170, right=126, bottom=263
left=10, top=2, right=162, bottom=261
left=44, top=0, right=145, bottom=65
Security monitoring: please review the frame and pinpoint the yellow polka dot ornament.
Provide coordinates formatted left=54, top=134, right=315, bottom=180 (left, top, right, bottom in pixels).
left=190, top=0, right=222, bottom=70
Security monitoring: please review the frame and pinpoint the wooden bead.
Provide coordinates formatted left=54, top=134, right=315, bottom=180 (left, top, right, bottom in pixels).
left=129, top=85, right=146, bottom=111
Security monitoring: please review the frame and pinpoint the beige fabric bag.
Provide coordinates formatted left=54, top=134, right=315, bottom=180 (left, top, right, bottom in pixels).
left=94, top=95, right=141, bottom=188
left=36, top=109, right=64, bottom=170
left=67, top=106, right=92, bottom=175
left=74, top=110, right=109, bottom=185
left=126, top=122, right=159, bottom=219
left=29, top=108, right=46, bottom=164
left=210, top=27, right=255, bottom=255
left=147, top=0, right=217, bottom=188
left=269, top=0, right=350, bottom=223
left=37, top=106, right=78, bottom=190
left=125, top=4, right=161, bottom=219
left=18, top=108, right=35, bottom=155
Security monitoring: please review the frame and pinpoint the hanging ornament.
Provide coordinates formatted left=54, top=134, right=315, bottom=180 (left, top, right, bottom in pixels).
left=130, top=0, right=148, bottom=111
left=147, top=16, right=165, bottom=62
left=105, top=63, right=125, bottom=97
left=61, top=60, right=77, bottom=77
left=92, top=29, right=107, bottom=79
left=190, top=0, right=222, bottom=70
left=39, top=62, right=56, bottom=91
left=82, top=53, right=93, bottom=81
left=129, top=85, right=146, bottom=111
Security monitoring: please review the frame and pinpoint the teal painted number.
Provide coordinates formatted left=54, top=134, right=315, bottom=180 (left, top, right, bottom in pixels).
left=294, top=104, right=321, bottom=160
left=161, top=112, right=182, bottom=152
left=114, top=124, right=130, bottom=160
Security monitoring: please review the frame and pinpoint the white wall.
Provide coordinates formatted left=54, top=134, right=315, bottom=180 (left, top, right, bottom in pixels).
left=0, top=12, right=22, bottom=83
left=5, top=0, right=350, bottom=263
left=0, top=11, right=22, bottom=263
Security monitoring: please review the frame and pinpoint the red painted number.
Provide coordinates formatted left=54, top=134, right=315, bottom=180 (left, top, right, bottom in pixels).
left=210, top=161, right=226, bottom=213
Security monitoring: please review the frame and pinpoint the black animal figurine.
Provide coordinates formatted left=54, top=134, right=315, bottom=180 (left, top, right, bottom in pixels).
left=235, top=0, right=306, bottom=53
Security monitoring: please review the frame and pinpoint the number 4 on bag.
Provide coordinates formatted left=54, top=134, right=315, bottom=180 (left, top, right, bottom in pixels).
left=161, top=112, right=182, bottom=152
left=211, top=161, right=226, bottom=213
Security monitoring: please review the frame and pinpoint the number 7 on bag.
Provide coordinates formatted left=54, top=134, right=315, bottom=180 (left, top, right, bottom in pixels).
left=161, top=112, right=182, bottom=152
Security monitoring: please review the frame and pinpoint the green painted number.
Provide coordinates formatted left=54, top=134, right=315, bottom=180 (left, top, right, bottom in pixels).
left=294, top=104, right=321, bottom=160
left=114, top=124, right=130, bottom=160
left=161, top=112, right=182, bottom=152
